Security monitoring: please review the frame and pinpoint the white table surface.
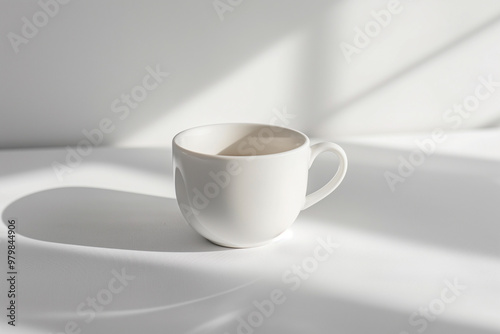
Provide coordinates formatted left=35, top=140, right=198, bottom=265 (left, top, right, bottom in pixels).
left=0, top=130, right=499, bottom=334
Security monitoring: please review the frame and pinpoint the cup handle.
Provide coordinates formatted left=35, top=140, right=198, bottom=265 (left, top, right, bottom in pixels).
left=302, top=142, right=348, bottom=210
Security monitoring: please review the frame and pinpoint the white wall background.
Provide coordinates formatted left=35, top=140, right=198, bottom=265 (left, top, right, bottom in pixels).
left=1, top=0, right=500, bottom=149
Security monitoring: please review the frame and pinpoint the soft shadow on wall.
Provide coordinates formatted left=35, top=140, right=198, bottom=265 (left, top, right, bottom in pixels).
left=1, top=1, right=499, bottom=148
left=0, top=0, right=336, bottom=148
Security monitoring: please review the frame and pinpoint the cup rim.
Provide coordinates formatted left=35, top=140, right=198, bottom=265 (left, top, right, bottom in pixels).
left=173, top=123, right=310, bottom=159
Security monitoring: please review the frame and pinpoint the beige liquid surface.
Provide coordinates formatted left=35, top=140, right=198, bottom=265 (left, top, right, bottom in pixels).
left=216, top=129, right=302, bottom=156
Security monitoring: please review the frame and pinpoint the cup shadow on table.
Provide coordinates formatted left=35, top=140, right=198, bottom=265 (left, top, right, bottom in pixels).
left=1, top=187, right=222, bottom=252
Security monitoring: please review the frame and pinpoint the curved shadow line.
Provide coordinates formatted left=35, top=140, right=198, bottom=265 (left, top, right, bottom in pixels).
left=31, top=277, right=261, bottom=321
left=99, top=277, right=260, bottom=318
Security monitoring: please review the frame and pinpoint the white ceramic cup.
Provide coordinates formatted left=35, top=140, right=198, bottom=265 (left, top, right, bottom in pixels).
left=173, top=123, right=347, bottom=248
